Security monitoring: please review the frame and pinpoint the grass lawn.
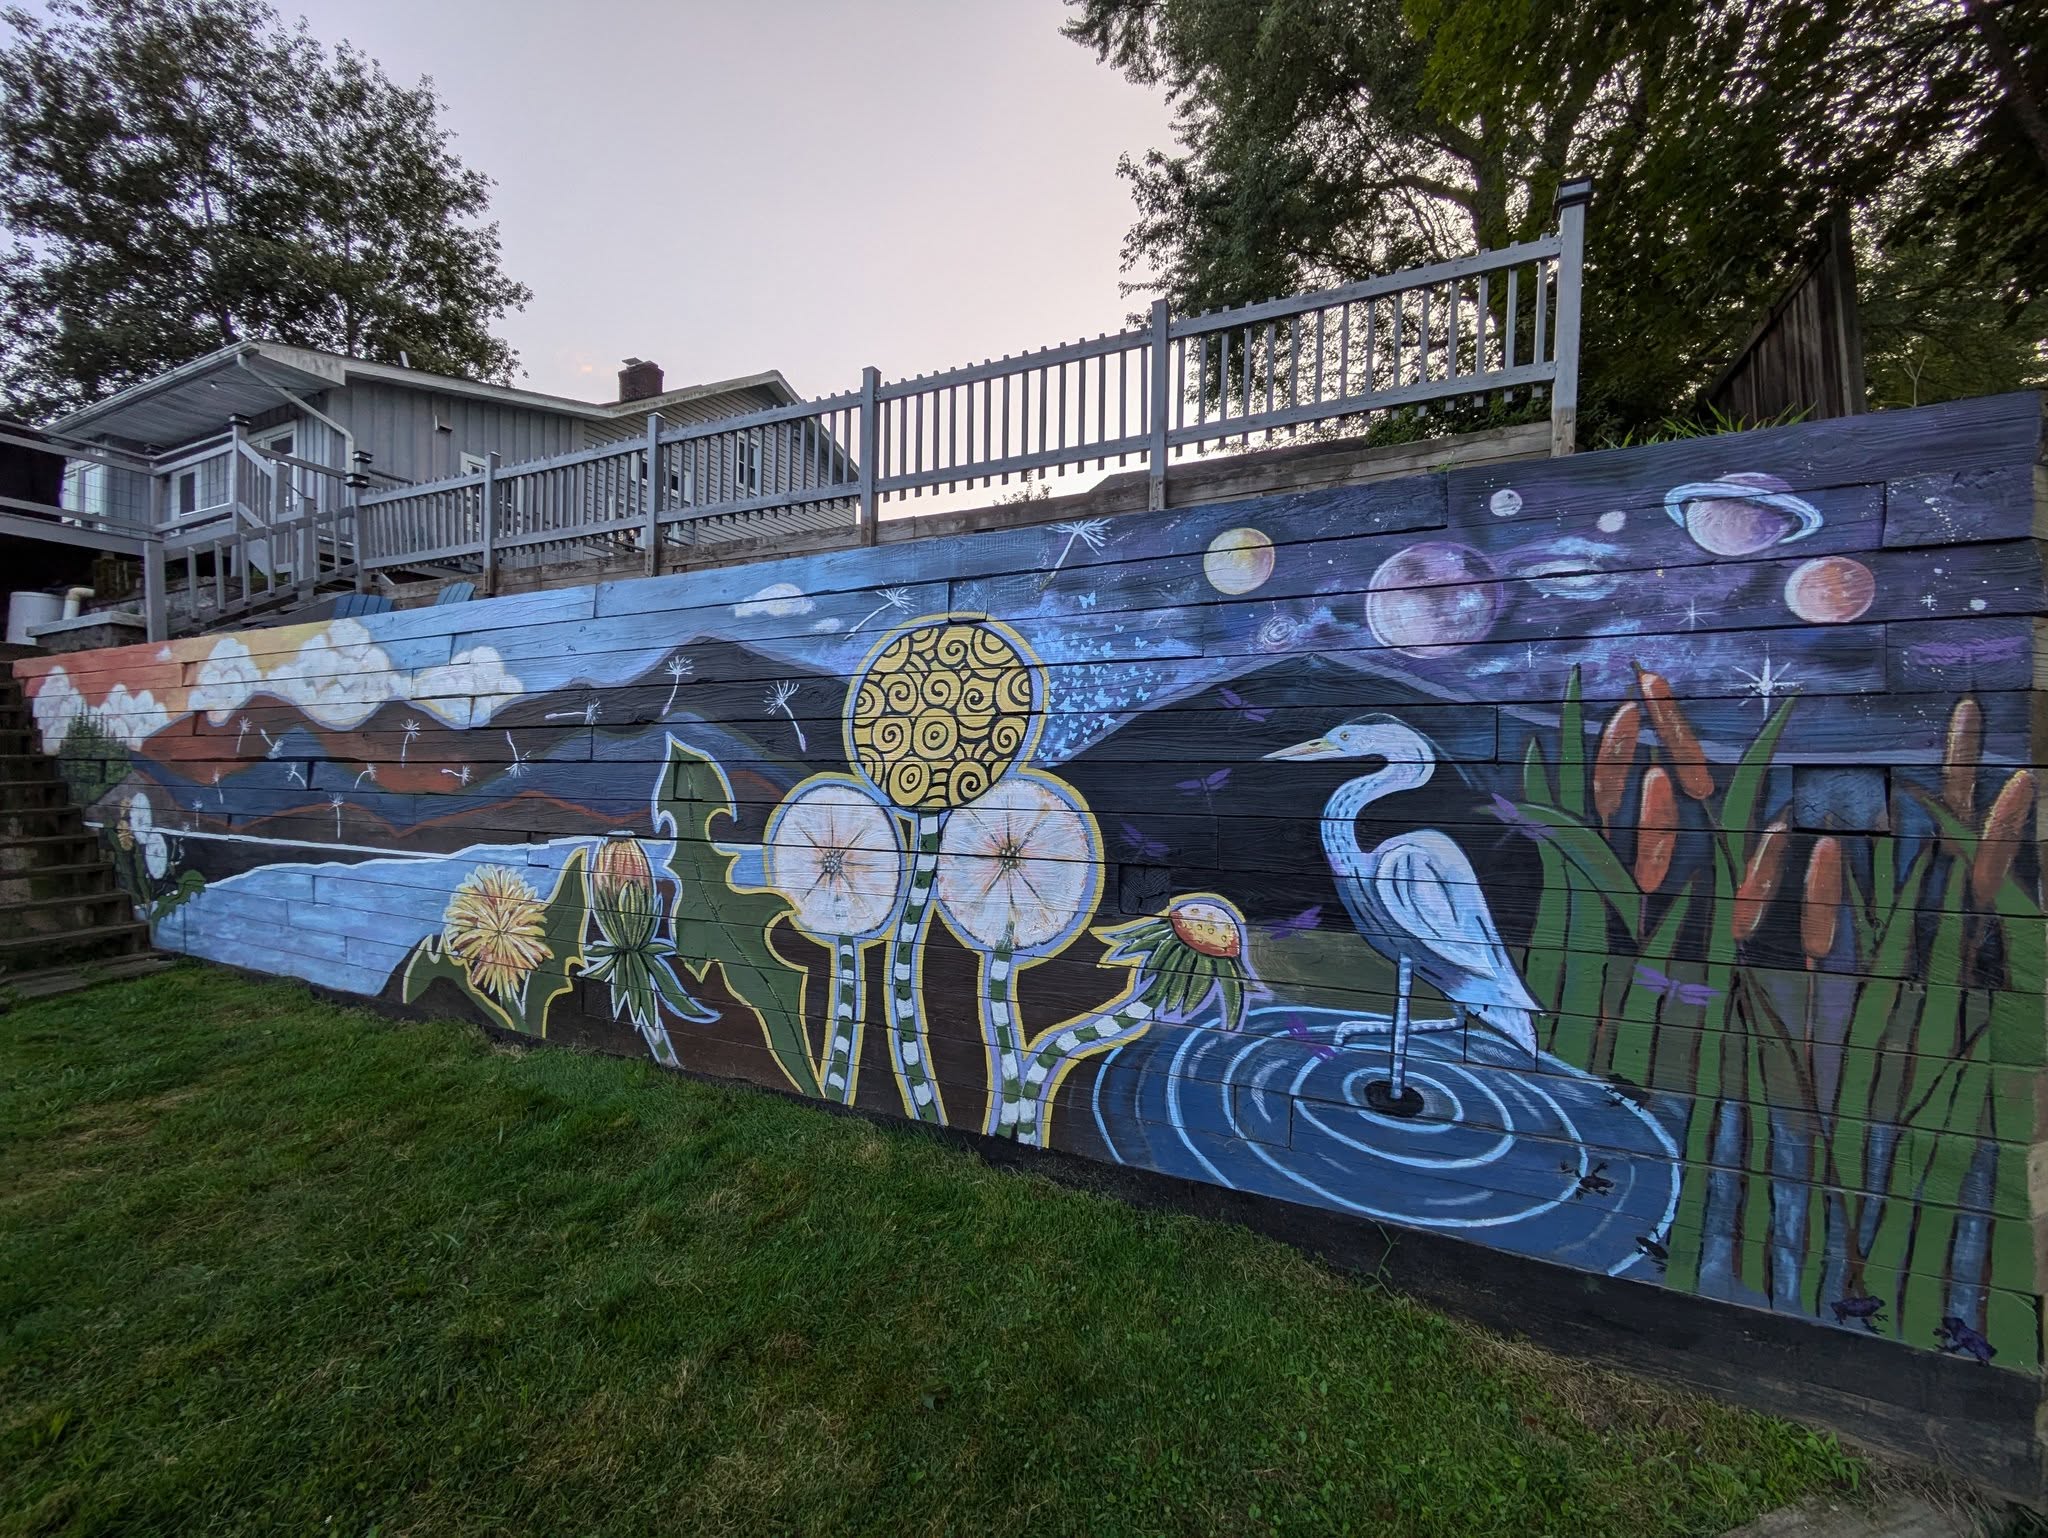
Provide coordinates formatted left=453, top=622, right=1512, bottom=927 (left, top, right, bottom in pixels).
left=1, top=964, right=1860, bottom=1537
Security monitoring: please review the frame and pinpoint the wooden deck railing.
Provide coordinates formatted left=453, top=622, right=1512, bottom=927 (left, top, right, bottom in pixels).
left=123, top=180, right=1588, bottom=637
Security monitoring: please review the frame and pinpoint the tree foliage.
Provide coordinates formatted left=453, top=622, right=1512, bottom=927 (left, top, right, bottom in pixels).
left=1066, top=0, right=2048, bottom=438
left=0, top=0, right=532, bottom=419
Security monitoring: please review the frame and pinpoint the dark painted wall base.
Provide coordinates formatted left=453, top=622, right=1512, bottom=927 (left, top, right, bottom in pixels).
left=265, top=965, right=2042, bottom=1505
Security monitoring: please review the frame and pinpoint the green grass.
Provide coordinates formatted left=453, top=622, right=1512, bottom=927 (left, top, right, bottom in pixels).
left=0, top=965, right=1858, bottom=1537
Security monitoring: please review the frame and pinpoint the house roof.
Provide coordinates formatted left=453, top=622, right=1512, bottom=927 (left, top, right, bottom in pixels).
left=50, top=340, right=802, bottom=448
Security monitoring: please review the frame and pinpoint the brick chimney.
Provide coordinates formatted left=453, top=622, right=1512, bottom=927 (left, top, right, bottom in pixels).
left=618, top=358, right=664, bottom=403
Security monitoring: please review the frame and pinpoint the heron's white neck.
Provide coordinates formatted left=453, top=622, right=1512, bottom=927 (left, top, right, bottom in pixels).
left=1321, top=758, right=1434, bottom=867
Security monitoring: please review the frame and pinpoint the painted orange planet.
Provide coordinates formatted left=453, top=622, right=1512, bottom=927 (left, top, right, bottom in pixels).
left=1783, top=556, right=1875, bottom=624
left=1203, top=527, right=1275, bottom=595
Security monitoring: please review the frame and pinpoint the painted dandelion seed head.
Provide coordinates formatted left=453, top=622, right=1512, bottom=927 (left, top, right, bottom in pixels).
left=667, top=654, right=692, bottom=679
left=934, top=773, right=1100, bottom=953
left=765, top=779, right=904, bottom=940
left=1053, top=519, right=1109, bottom=551
left=442, top=865, right=551, bottom=1005
left=765, top=680, right=800, bottom=714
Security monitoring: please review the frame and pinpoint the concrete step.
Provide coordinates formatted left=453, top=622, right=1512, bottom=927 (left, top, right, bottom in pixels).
left=0, top=951, right=172, bottom=1006
left=0, top=889, right=133, bottom=938
left=0, top=918, right=150, bottom=973
left=0, top=778, right=70, bottom=809
left=0, top=831, right=102, bottom=864
left=0, top=860, right=121, bottom=903
left=0, top=755, right=60, bottom=784
left=0, top=806, right=85, bottom=838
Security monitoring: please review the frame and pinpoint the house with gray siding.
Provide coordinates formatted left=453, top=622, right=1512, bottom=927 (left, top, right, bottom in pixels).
left=1, top=344, right=836, bottom=637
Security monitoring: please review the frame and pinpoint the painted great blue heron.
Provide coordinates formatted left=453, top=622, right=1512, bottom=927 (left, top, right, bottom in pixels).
left=1265, top=715, right=1540, bottom=1115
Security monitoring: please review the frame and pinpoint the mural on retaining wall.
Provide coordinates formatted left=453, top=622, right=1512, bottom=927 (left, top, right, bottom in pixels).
left=15, top=393, right=2041, bottom=1372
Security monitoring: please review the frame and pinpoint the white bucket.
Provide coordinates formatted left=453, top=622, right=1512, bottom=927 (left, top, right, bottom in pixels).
left=6, top=591, right=63, bottom=646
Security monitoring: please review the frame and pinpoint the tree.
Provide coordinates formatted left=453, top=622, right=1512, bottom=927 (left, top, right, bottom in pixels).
left=0, top=0, right=531, bottom=419
left=1066, top=0, right=2046, bottom=439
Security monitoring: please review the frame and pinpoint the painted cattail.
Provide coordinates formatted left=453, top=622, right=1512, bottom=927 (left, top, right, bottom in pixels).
left=1943, top=699, right=1982, bottom=822
left=1592, top=701, right=1641, bottom=827
left=1801, top=836, right=1844, bottom=962
left=1635, top=668, right=1714, bottom=801
left=1731, top=815, right=1791, bottom=941
left=1971, top=770, right=2035, bottom=906
left=1635, top=765, right=1677, bottom=893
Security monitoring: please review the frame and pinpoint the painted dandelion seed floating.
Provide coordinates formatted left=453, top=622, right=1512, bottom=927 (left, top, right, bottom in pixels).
left=504, top=732, right=531, bottom=779
left=400, top=719, right=421, bottom=763
left=441, top=765, right=471, bottom=788
left=849, top=586, right=913, bottom=633
left=662, top=654, right=693, bottom=715
left=235, top=716, right=251, bottom=753
left=355, top=763, right=377, bottom=788
left=329, top=794, right=345, bottom=838
left=285, top=765, right=305, bottom=787
left=1038, top=519, right=1109, bottom=589
left=764, top=680, right=808, bottom=752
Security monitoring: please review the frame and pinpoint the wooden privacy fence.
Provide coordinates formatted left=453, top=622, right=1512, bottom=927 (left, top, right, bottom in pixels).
left=353, top=181, right=1590, bottom=583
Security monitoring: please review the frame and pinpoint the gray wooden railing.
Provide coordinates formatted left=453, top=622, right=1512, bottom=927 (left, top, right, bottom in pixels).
left=350, top=181, right=1589, bottom=590
left=119, top=180, right=1588, bottom=637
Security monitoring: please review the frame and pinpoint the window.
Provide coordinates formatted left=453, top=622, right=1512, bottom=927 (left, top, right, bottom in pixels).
left=459, top=452, right=489, bottom=477
left=254, top=425, right=295, bottom=459
left=174, top=469, right=199, bottom=517
left=736, top=434, right=762, bottom=496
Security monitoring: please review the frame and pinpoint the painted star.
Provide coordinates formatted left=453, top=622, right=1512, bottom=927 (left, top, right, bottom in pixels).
left=1683, top=599, right=1707, bottom=631
left=1734, top=648, right=1804, bottom=709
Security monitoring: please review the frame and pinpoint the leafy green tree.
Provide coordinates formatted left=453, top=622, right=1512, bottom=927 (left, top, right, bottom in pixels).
left=1066, top=0, right=2045, bottom=437
left=0, top=0, right=531, bottom=418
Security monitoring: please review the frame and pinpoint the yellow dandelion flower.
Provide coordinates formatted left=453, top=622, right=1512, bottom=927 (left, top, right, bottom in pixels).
left=442, top=865, right=550, bottom=1004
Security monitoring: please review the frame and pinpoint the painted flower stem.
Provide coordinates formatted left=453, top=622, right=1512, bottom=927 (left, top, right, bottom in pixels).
left=886, top=811, right=947, bottom=1123
left=821, top=935, right=865, bottom=1103
left=1016, top=982, right=1158, bottom=1146
left=981, top=939, right=1028, bottom=1137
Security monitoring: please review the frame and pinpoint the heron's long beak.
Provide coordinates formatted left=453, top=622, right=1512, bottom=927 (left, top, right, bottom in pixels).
left=1264, top=736, right=1342, bottom=761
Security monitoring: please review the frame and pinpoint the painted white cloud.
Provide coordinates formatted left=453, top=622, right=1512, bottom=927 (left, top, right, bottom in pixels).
left=810, top=617, right=843, bottom=633
left=188, top=619, right=524, bottom=732
left=29, top=666, right=170, bottom=752
left=409, top=647, right=523, bottom=730
left=734, top=581, right=812, bottom=618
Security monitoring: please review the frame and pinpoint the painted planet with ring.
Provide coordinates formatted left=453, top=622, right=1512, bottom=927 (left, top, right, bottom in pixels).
left=1204, top=527, right=1276, bottom=594
left=1664, top=472, right=1823, bottom=557
left=1365, top=541, right=1503, bottom=655
left=1783, top=556, right=1876, bottom=624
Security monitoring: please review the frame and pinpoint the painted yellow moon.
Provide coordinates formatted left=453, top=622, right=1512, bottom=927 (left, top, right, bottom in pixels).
left=1203, top=527, right=1275, bottom=595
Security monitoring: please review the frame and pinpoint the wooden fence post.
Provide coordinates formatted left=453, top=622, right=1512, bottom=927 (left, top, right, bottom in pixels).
left=858, top=366, right=880, bottom=545
left=1549, top=177, right=1592, bottom=457
left=480, top=451, right=499, bottom=595
left=644, top=411, right=663, bottom=575
left=143, top=473, right=168, bottom=642
left=1147, top=298, right=1171, bottom=510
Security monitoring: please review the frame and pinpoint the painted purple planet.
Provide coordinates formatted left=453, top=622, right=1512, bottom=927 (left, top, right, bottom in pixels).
left=1365, top=542, right=1503, bottom=655
left=1663, top=473, right=1823, bottom=556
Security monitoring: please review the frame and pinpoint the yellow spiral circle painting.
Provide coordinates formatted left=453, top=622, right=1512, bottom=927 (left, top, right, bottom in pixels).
left=847, top=617, right=1041, bottom=811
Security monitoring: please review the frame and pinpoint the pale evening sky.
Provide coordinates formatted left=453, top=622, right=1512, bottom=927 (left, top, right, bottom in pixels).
left=291, top=0, right=1178, bottom=403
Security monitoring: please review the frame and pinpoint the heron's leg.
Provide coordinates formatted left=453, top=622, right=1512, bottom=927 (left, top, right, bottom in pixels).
left=1389, top=956, right=1413, bottom=1099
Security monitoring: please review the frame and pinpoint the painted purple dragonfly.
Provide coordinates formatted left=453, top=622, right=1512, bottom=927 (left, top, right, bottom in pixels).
left=1284, top=1019, right=1337, bottom=1061
left=1217, top=686, right=1271, bottom=724
left=1177, top=768, right=1232, bottom=808
left=1489, top=793, right=1554, bottom=845
left=1263, top=906, right=1322, bottom=941
left=1119, top=820, right=1169, bottom=861
left=1632, top=965, right=1720, bottom=1007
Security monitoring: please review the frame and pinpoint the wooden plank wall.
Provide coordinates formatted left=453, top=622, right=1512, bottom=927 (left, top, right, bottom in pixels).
left=18, top=391, right=2045, bottom=1374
